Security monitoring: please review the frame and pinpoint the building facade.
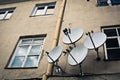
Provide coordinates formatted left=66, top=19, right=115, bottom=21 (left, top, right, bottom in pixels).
left=0, top=0, right=63, bottom=79
left=0, top=0, right=120, bottom=80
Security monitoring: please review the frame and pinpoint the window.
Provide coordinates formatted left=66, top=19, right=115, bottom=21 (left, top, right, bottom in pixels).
left=8, top=35, right=46, bottom=68
left=32, top=2, right=55, bottom=16
left=102, top=25, right=120, bottom=60
left=97, top=0, right=120, bottom=6
left=0, top=8, right=15, bottom=20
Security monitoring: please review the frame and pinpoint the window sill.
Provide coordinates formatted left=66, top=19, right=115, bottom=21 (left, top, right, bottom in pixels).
left=5, top=67, right=38, bottom=69
left=29, top=14, right=54, bottom=17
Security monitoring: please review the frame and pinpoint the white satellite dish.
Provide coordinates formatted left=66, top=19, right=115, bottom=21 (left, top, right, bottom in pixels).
left=68, top=45, right=88, bottom=76
left=47, top=46, right=63, bottom=63
left=68, top=45, right=88, bottom=65
left=84, top=32, right=107, bottom=60
left=84, top=32, right=107, bottom=49
left=63, top=28, right=83, bottom=46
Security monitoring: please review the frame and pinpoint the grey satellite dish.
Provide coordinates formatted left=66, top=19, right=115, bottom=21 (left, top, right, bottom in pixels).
left=68, top=45, right=88, bottom=76
left=47, top=46, right=63, bottom=63
left=84, top=32, right=107, bottom=49
left=63, top=28, right=83, bottom=46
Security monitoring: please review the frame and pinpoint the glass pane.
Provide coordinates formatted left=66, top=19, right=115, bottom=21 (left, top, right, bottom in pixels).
left=46, top=8, right=54, bottom=14
left=97, top=0, right=108, bottom=6
left=21, top=39, right=32, bottom=44
left=33, top=39, right=44, bottom=44
left=104, top=29, right=117, bottom=37
left=29, top=45, right=41, bottom=55
left=16, top=46, right=29, bottom=56
left=8, top=10, right=13, bottom=13
left=48, top=5, right=55, bottom=9
left=24, top=56, right=39, bottom=67
left=106, top=38, right=119, bottom=48
left=35, top=6, right=44, bottom=15
left=11, top=56, right=24, bottom=67
left=5, top=12, right=12, bottom=19
left=46, top=6, right=55, bottom=14
left=35, top=9, right=44, bottom=15
left=107, top=48, right=120, bottom=60
left=37, top=6, right=44, bottom=10
left=0, top=12, right=5, bottom=20
left=0, top=11, right=5, bottom=14
left=111, top=0, right=120, bottom=5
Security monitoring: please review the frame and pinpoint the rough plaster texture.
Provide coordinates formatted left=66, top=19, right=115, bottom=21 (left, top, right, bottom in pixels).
left=0, top=0, right=120, bottom=79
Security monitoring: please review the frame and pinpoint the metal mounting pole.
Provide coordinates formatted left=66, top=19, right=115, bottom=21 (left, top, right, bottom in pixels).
left=67, top=33, right=76, bottom=47
left=79, top=64, right=83, bottom=76
left=63, top=28, right=76, bottom=47
left=46, top=52, right=55, bottom=63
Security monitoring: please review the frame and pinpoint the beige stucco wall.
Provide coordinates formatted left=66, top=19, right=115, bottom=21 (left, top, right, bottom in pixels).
left=0, top=0, right=63, bottom=79
left=0, top=0, right=120, bottom=79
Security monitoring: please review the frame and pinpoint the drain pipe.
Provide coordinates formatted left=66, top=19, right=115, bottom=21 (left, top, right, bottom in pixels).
left=42, top=0, right=66, bottom=80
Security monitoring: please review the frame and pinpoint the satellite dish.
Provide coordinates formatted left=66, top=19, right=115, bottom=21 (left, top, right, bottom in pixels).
left=67, top=45, right=88, bottom=76
left=63, top=28, right=84, bottom=45
left=84, top=32, right=107, bottom=49
left=84, top=32, right=107, bottom=61
left=68, top=45, right=88, bottom=66
left=47, top=46, right=63, bottom=63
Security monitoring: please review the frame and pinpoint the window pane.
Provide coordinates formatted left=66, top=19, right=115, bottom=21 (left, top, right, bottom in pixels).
left=37, top=6, right=44, bottom=10
left=29, top=45, right=41, bottom=55
left=107, top=48, right=120, bottom=60
left=97, top=0, right=108, bottom=6
left=46, top=6, right=55, bottom=14
left=35, top=9, right=44, bottom=15
left=0, top=11, right=5, bottom=14
left=11, top=56, right=24, bottom=67
left=33, top=39, right=43, bottom=44
left=0, top=12, right=5, bottom=20
left=35, top=7, right=44, bottom=15
left=21, top=39, right=32, bottom=44
left=16, top=46, right=29, bottom=56
left=106, top=38, right=119, bottom=48
left=111, top=0, right=120, bottom=5
left=48, top=5, right=55, bottom=9
left=24, top=56, right=39, bottom=67
left=46, top=9, right=54, bottom=15
left=104, top=29, right=117, bottom=37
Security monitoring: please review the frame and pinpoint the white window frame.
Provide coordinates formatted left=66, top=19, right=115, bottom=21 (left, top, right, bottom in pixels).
left=8, top=36, right=46, bottom=68
left=32, top=2, right=55, bottom=16
left=0, top=8, right=15, bottom=20
left=102, top=26, right=120, bottom=60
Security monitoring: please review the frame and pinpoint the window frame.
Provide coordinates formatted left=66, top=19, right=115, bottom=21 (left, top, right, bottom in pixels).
left=0, top=7, right=15, bottom=20
left=101, top=25, right=120, bottom=61
left=31, top=2, right=56, bottom=16
left=6, top=34, right=46, bottom=69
